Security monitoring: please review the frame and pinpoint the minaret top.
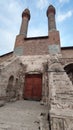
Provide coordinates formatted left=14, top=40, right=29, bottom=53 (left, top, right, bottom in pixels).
left=22, top=8, right=30, bottom=20
left=47, top=5, right=56, bottom=16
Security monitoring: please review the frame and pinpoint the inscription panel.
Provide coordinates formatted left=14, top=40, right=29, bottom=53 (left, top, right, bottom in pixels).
left=14, top=46, right=23, bottom=56
left=49, top=44, right=60, bottom=54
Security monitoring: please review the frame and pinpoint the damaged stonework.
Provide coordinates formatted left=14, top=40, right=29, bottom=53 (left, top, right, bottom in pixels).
left=48, top=54, right=73, bottom=130
left=50, top=114, right=73, bottom=130
left=39, top=113, right=49, bottom=130
left=0, top=56, right=26, bottom=101
left=19, top=55, right=50, bottom=102
left=0, top=55, right=50, bottom=103
left=0, top=4, right=73, bottom=130
left=0, top=53, right=73, bottom=130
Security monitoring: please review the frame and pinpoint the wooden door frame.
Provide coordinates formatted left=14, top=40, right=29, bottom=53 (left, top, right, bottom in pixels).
left=23, top=73, right=42, bottom=100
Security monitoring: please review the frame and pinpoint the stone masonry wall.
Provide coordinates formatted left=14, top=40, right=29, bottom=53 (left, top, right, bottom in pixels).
left=0, top=52, right=13, bottom=63
left=19, top=55, right=50, bottom=102
left=0, top=54, right=50, bottom=102
left=48, top=54, right=73, bottom=130
left=50, top=117, right=73, bottom=130
left=0, top=56, right=24, bottom=101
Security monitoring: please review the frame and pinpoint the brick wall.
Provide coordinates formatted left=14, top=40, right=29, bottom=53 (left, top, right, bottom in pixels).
left=23, top=36, right=49, bottom=55
left=14, top=30, right=61, bottom=56
left=61, top=47, right=73, bottom=58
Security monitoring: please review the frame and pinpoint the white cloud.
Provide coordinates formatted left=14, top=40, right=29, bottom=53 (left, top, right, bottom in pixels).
left=58, top=0, right=70, bottom=3
left=57, top=10, right=73, bottom=22
left=37, top=0, right=48, bottom=10
left=0, top=0, right=24, bottom=55
left=0, top=28, right=16, bottom=55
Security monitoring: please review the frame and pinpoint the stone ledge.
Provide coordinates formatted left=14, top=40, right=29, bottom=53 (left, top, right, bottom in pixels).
left=50, top=108, right=73, bottom=118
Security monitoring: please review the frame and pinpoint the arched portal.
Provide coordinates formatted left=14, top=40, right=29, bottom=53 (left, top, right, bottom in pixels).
left=64, top=63, right=73, bottom=84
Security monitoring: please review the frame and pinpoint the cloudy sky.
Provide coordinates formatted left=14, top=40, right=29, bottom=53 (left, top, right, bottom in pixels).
left=0, top=0, right=73, bottom=55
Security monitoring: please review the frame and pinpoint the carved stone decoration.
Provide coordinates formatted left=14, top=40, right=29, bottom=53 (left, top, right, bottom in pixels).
left=49, top=62, right=64, bottom=72
left=51, top=117, right=64, bottom=130
left=64, top=118, right=73, bottom=130
left=50, top=117, right=73, bottom=130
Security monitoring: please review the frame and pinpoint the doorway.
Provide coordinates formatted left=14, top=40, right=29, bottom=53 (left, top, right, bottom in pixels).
left=24, top=74, right=42, bottom=100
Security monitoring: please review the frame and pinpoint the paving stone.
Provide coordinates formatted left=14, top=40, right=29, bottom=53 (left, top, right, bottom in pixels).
left=0, top=100, right=49, bottom=130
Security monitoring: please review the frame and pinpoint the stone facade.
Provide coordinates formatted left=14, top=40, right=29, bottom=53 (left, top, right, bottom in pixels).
left=0, top=4, right=73, bottom=130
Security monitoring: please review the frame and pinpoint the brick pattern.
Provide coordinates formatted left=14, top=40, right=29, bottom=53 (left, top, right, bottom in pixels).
left=14, top=35, right=24, bottom=47
left=14, top=31, right=60, bottom=56
left=61, top=49, right=73, bottom=58
left=23, top=38, right=49, bottom=55
left=20, top=17, right=29, bottom=36
left=48, top=13, right=56, bottom=31
left=48, top=31, right=60, bottom=45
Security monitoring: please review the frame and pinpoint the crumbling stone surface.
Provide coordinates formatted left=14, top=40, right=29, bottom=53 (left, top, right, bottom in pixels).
left=0, top=53, right=73, bottom=130
left=50, top=116, right=73, bottom=130
left=47, top=55, right=73, bottom=130
left=0, top=55, right=50, bottom=102
left=39, top=113, right=49, bottom=130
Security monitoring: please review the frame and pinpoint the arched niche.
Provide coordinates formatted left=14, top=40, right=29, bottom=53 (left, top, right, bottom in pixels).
left=8, top=75, right=14, bottom=86
left=6, top=75, right=15, bottom=101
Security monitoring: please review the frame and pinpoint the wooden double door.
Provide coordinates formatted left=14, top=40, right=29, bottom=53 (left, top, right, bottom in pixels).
left=24, top=74, right=42, bottom=100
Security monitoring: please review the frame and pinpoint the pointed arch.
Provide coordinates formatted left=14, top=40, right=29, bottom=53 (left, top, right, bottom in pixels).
left=6, top=75, right=15, bottom=101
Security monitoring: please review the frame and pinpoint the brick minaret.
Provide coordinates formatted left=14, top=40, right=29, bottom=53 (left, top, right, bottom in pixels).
left=14, top=8, right=30, bottom=55
left=47, top=5, right=61, bottom=54
left=20, top=8, right=30, bottom=37
left=14, top=9, right=30, bottom=56
left=47, top=5, right=56, bottom=32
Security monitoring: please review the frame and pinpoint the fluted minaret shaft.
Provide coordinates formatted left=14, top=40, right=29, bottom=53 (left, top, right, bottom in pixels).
left=47, top=5, right=56, bottom=32
left=20, top=8, right=30, bottom=37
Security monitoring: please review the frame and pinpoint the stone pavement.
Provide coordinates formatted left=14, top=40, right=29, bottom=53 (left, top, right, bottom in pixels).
left=0, top=100, right=49, bottom=130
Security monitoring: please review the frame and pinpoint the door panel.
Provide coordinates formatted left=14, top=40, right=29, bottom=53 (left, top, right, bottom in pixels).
left=24, top=75, right=32, bottom=99
left=24, top=74, right=42, bottom=100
